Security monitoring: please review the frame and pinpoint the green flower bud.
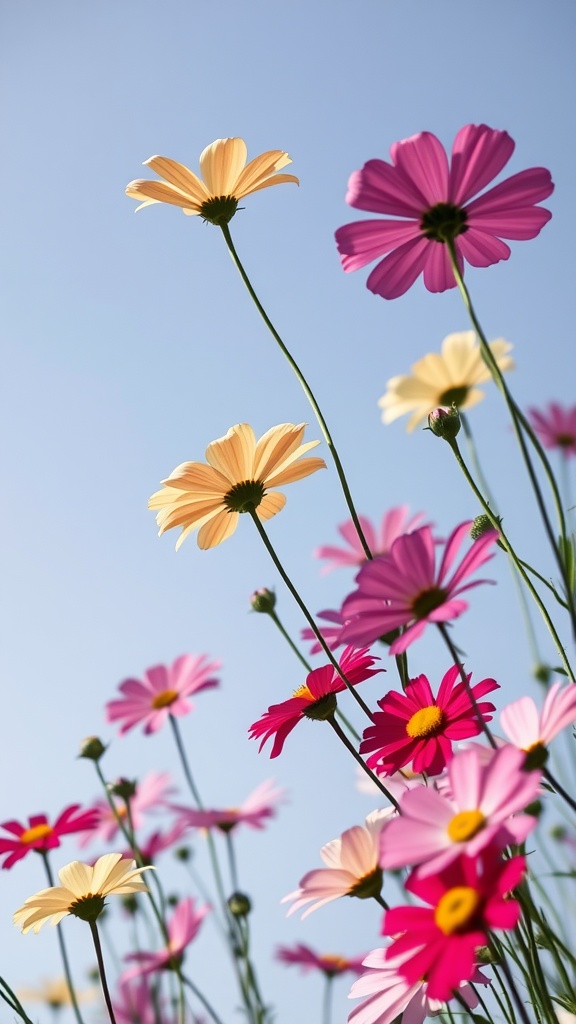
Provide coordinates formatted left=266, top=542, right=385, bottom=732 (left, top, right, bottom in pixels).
left=228, top=891, right=252, bottom=917
left=250, top=588, right=276, bottom=613
left=110, top=778, right=137, bottom=801
left=427, top=405, right=461, bottom=439
left=78, top=736, right=107, bottom=762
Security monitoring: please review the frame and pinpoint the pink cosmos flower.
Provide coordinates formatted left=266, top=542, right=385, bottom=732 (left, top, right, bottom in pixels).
left=315, top=507, right=427, bottom=573
left=171, top=779, right=286, bottom=833
left=383, top=849, right=525, bottom=1001
left=0, top=805, right=100, bottom=869
left=106, top=654, right=220, bottom=736
left=379, top=746, right=541, bottom=878
left=336, top=123, right=553, bottom=299
left=360, top=666, right=499, bottom=777
left=528, top=403, right=576, bottom=458
left=281, top=809, right=393, bottom=919
left=121, top=820, right=191, bottom=864
left=114, top=980, right=172, bottom=1024
left=340, top=522, right=498, bottom=655
left=78, top=773, right=176, bottom=848
left=348, top=947, right=488, bottom=1024
left=301, top=608, right=347, bottom=655
left=121, top=898, right=209, bottom=980
left=249, top=647, right=381, bottom=758
left=276, top=943, right=366, bottom=978
left=500, top=682, right=576, bottom=759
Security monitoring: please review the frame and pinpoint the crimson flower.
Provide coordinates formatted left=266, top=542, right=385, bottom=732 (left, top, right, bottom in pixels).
left=249, top=647, right=381, bottom=758
left=0, top=805, right=99, bottom=869
left=336, top=123, right=553, bottom=299
left=360, top=666, right=498, bottom=777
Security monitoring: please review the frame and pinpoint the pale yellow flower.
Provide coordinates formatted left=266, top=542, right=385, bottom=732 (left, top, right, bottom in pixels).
left=378, top=331, right=514, bottom=432
left=149, top=422, right=326, bottom=550
left=126, top=137, right=299, bottom=224
left=18, top=978, right=97, bottom=1011
left=14, top=854, right=152, bottom=934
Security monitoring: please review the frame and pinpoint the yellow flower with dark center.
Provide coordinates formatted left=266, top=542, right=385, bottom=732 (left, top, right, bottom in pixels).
left=126, top=137, right=299, bottom=224
left=378, top=331, right=514, bottom=432
left=149, top=422, right=325, bottom=550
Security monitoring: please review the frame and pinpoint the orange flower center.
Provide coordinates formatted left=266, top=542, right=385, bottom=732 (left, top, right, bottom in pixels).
left=447, top=809, right=485, bottom=842
left=151, top=689, right=179, bottom=709
left=406, top=704, right=444, bottom=738
left=292, top=683, right=314, bottom=701
left=20, top=823, right=53, bottom=845
left=434, top=885, right=481, bottom=935
left=320, top=954, right=348, bottom=974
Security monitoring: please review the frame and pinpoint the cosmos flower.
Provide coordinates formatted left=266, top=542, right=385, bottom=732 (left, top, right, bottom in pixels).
left=528, top=403, right=576, bottom=458
left=14, top=854, right=151, bottom=933
left=500, top=682, right=576, bottom=765
left=379, top=332, right=514, bottom=432
left=336, top=123, right=553, bottom=299
left=113, top=980, right=168, bottom=1024
left=121, top=898, right=209, bottom=980
left=106, top=653, right=220, bottom=736
left=360, top=666, right=498, bottom=777
left=276, top=943, right=366, bottom=978
left=281, top=810, right=392, bottom=918
left=126, top=137, right=298, bottom=224
left=341, top=522, right=498, bottom=655
left=301, top=608, right=347, bottom=654
left=249, top=647, right=381, bottom=758
left=314, top=507, right=427, bottom=571
left=149, top=422, right=325, bottom=550
left=18, top=978, right=97, bottom=1011
left=379, top=745, right=540, bottom=877
left=78, top=772, right=176, bottom=847
left=0, top=805, right=100, bottom=869
left=171, top=779, right=286, bottom=833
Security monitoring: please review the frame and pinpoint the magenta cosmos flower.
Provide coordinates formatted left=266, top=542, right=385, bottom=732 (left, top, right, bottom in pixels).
left=277, top=943, right=366, bottom=978
left=0, top=805, right=100, bottom=869
left=301, top=608, right=347, bottom=655
left=336, top=123, right=553, bottom=299
left=383, top=849, right=525, bottom=1001
left=78, top=772, right=175, bottom=847
left=249, top=646, right=381, bottom=758
left=380, top=745, right=540, bottom=878
left=171, top=779, right=286, bottom=833
left=360, top=665, right=499, bottom=777
left=315, top=507, right=426, bottom=573
left=528, top=403, right=576, bottom=458
left=341, top=522, right=498, bottom=656
left=500, top=682, right=576, bottom=763
left=106, top=653, right=220, bottom=736
left=122, top=898, right=209, bottom=980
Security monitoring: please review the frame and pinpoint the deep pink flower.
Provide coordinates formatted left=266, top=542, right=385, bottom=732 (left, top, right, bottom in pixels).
left=380, top=745, right=540, bottom=877
left=341, top=522, right=497, bottom=655
left=121, top=898, right=209, bottom=980
left=249, top=646, right=382, bottom=758
left=301, top=608, right=347, bottom=655
left=0, top=805, right=100, bottom=869
left=528, top=403, right=576, bottom=458
left=114, top=980, right=173, bottom=1024
left=106, top=654, right=220, bottom=736
left=171, top=779, right=286, bottom=833
left=500, top=682, right=576, bottom=758
left=336, top=123, right=553, bottom=299
left=383, top=849, right=525, bottom=1001
left=315, top=507, right=427, bottom=574
left=78, top=772, right=176, bottom=847
left=360, top=666, right=499, bottom=777
left=276, top=943, right=366, bottom=978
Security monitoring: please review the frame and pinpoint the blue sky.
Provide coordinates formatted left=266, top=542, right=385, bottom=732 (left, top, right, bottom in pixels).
left=2, top=1, right=575, bottom=1020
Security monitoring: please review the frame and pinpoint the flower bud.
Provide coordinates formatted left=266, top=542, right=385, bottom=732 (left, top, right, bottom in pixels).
left=110, top=777, right=137, bottom=801
left=533, top=663, right=552, bottom=685
left=250, top=588, right=276, bottom=614
left=78, top=736, right=107, bottom=762
left=427, top=405, right=461, bottom=439
left=228, top=891, right=252, bottom=917
left=174, top=845, right=193, bottom=862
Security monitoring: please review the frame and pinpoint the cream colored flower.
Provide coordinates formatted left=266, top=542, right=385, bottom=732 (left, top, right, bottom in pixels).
left=18, top=978, right=97, bottom=1010
left=378, top=331, right=514, bottom=432
left=14, top=854, right=152, bottom=934
left=149, top=422, right=325, bottom=550
left=126, top=137, right=299, bottom=224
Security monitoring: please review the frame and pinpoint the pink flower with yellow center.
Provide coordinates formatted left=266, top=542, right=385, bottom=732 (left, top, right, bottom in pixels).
left=499, top=682, right=576, bottom=768
left=106, top=654, right=220, bottom=736
left=171, top=779, right=286, bottom=833
left=276, top=943, right=366, bottom=978
left=528, top=403, right=576, bottom=458
left=121, top=898, right=209, bottom=980
left=383, top=849, right=525, bottom=1001
left=314, top=507, right=427, bottom=573
left=340, top=522, right=498, bottom=656
left=0, top=805, right=100, bottom=870
left=360, top=666, right=498, bottom=777
left=336, top=123, right=553, bottom=300
left=249, top=647, right=382, bottom=758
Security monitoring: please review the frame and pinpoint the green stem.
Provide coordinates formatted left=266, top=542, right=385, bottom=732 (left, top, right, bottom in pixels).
left=268, top=609, right=312, bottom=671
left=220, top=222, right=372, bottom=562
left=224, top=831, right=239, bottom=893
left=182, top=974, right=228, bottom=1024
left=328, top=715, right=399, bottom=810
left=437, top=624, right=497, bottom=749
left=40, top=854, right=86, bottom=1024
left=0, top=979, right=36, bottom=1024
left=89, top=922, right=118, bottom=1024
left=322, top=976, right=334, bottom=1024
left=543, top=766, right=576, bottom=814
left=496, top=950, right=535, bottom=1024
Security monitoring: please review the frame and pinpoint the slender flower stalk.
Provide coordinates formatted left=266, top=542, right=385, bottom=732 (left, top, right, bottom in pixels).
left=219, top=222, right=371, bottom=561
left=89, top=922, right=118, bottom=1024
left=436, top=626, right=497, bottom=748
left=327, top=716, right=399, bottom=810
left=0, top=978, right=36, bottom=1024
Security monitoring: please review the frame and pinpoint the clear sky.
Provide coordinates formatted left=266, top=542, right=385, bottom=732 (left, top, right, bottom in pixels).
left=2, top=1, right=575, bottom=1020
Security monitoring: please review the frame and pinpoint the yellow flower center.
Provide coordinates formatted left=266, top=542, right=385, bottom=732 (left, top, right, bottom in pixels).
left=320, top=954, right=348, bottom=974
left=411, top=587, right=448, bottom=620
left=151, top=689, right=179, bottom=709
left=434, top=886, right=481, bottom=935
left=20, top=823, right=53, bottom=845
left=447, top=809, right=485, bottom=842
left=406, top=704, right=444, bottom=738
left=292, top=683, right=314, bottom=701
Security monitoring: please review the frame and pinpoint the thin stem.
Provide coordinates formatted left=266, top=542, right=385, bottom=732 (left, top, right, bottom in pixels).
left=182, top=974, right=228, bottom=1024
left=544, top=766, right=576, bottom=815
left=224, top=831, right=239, bottom=893
left=40, top=854, right=86, bottom=1024
left=89, top=921, right=118, bottom=1024
left=268, top=609, right=312, bottom=671
left=373, top=892, right=390, bottom=911
left=468, top=982, right=498, bottom=1024
left=437, top=624, right=497, bottom=749
left=328, top=715, right=399, bottom=810
left=322, top=976, right=334, bottom=1024
left=496, top=952, right=535, bottom=1024
left=0, top=979, right=36, bottom=1024
left=249, top=511, right=374, bottom=720
left=220, top=222, right=372, bottom=561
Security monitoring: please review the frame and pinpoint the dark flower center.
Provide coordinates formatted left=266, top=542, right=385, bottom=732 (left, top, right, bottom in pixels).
left=69, top=894, right=106, bottom=923
left=420, top=202, right=468, bottom=243
left=348, top=866, right=383, bottom=900
left=439, top=385, right=470, bottom=407
left=555, top=433, right=576, bottom=448
left=224, top=479, right=266, bottom=513
left=411, top=587, right=448, bottom=620
left=303, top=692, right=338, bottom=721
left=200, top=194, right=239, bottom=226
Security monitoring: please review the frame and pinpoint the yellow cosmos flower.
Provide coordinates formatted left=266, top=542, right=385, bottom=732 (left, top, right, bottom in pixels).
left=378, top=331, right=514, bottom=432
left=149, top=422, right=326, bottom=550
left=18, top=978, right=97, bottom=1011
left=14, top=854, right=152, bottom=934
left=126, top=137, right=299, bottom=225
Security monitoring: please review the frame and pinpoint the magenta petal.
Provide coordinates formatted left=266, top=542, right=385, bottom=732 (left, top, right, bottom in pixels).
left=449, top=124, right=515, bottom=205
left=466, top=166, right=554, bottom=213
left=391, top=132, right=450, bottom=206
left=345, top=159, right=427, bottom=216
left=457, top=229, right=511, bottom=267
left=336, top=219, right=422, bottom=270
left=467, top=208, right=552, bottom=241
left=365, top=238, right=431, bottom=299
left=422, top=242, right=457, bottom=293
